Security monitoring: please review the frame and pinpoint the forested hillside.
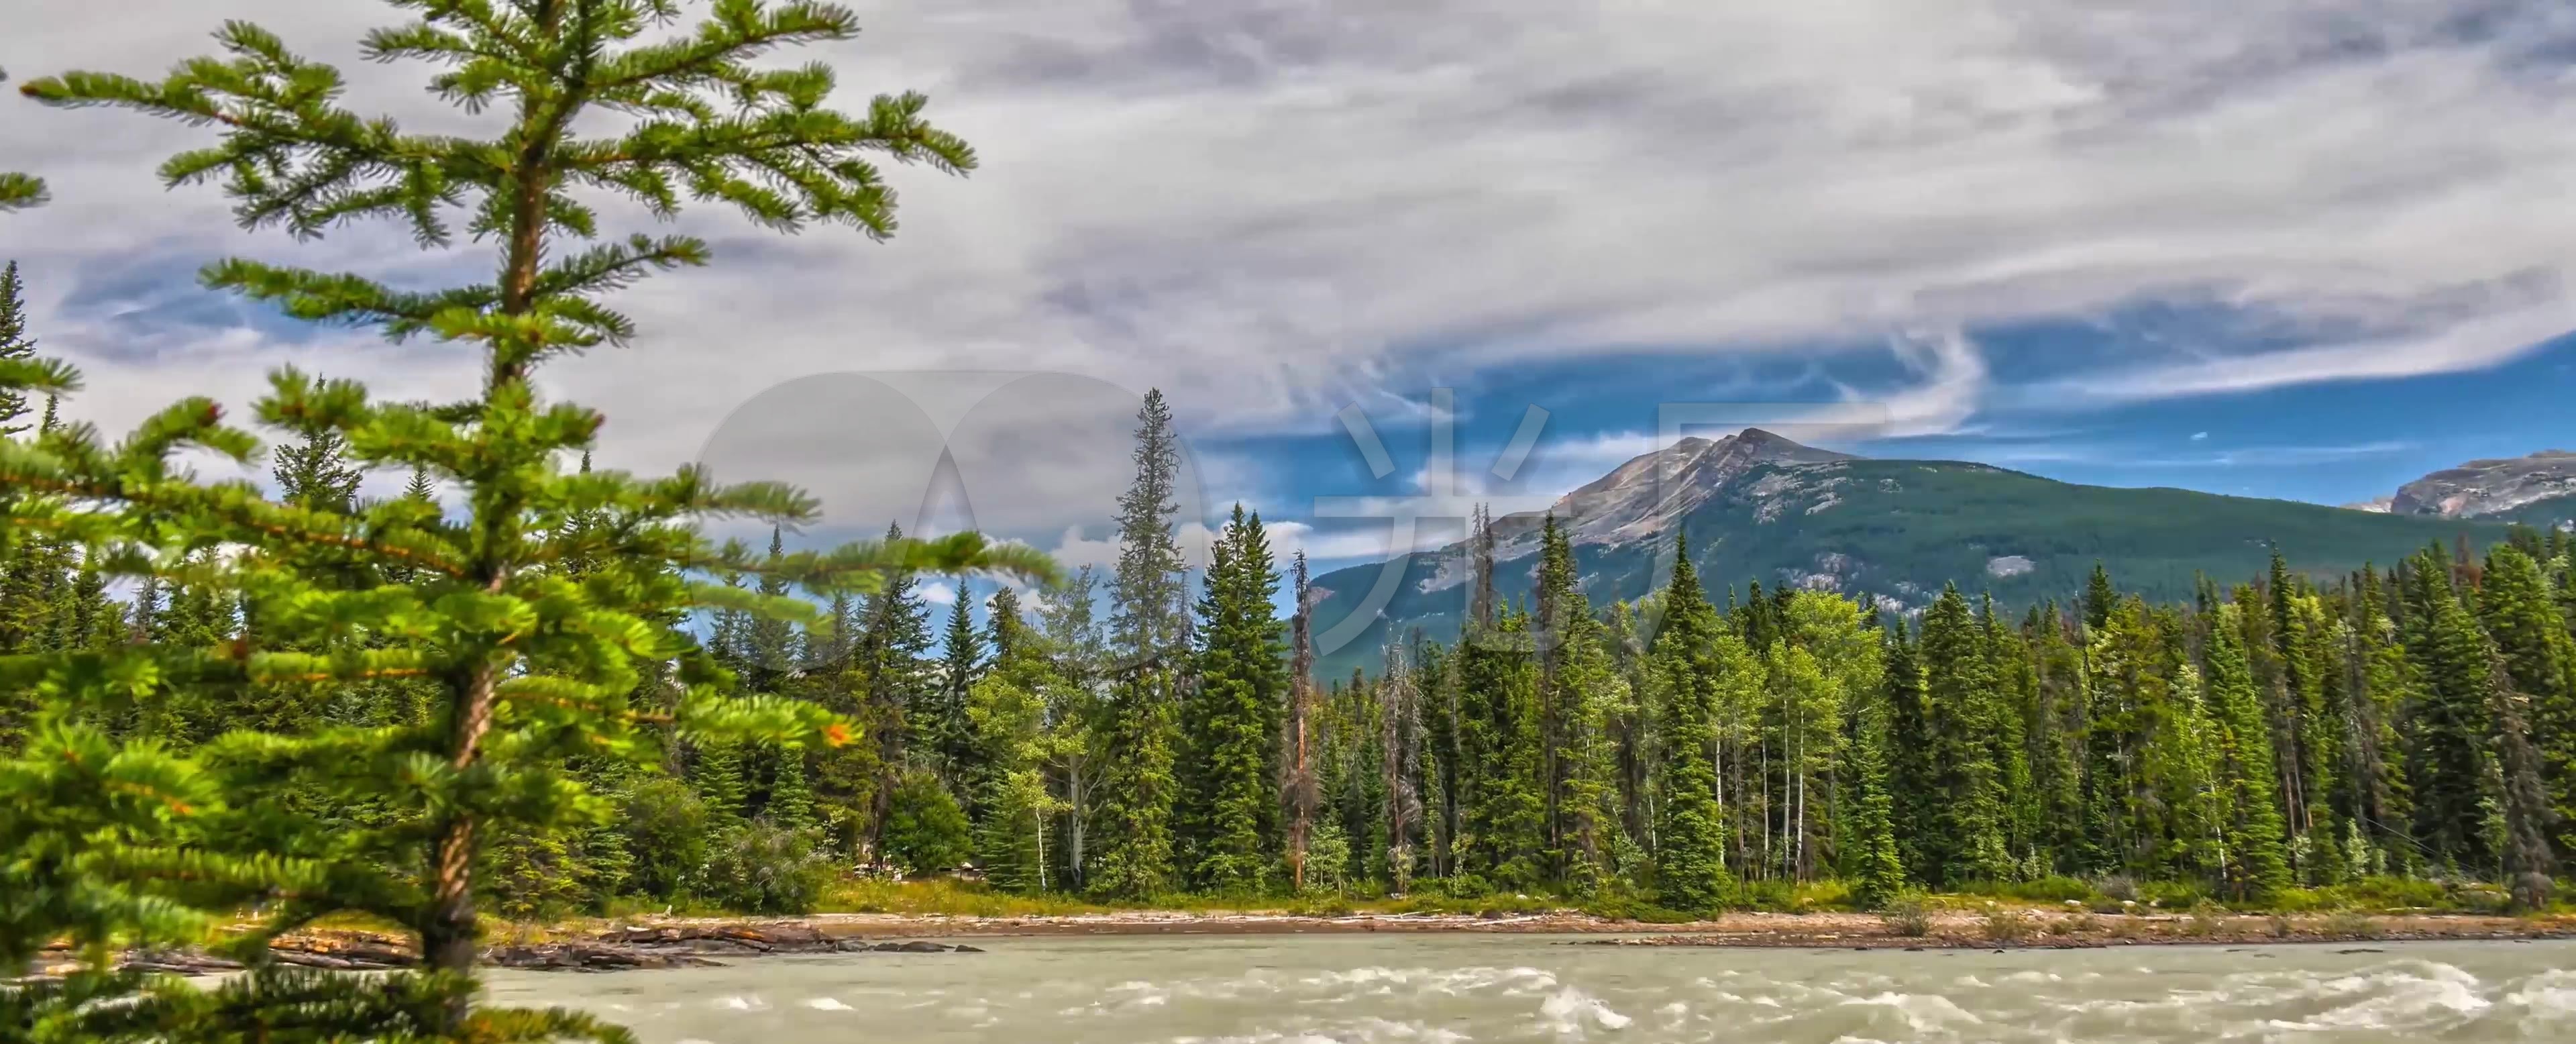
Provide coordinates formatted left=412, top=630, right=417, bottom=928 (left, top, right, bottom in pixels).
left=1309, top=452, right=2505, bottom=680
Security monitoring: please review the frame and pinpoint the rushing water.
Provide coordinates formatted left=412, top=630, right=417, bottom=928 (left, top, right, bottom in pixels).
left=483, top=934, right=2576, bottom=1043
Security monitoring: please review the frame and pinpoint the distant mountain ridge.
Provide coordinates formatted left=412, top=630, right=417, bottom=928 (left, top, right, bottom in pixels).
left=2371, top=450, right=2576, bottom=525
left=1438, top=428, right=1853, bottom=577
left=1308, top=430, right=2508, bottom=678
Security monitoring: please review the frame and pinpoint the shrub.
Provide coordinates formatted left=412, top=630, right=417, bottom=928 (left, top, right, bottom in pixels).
left=2324, top=908, right=2380, bottom=939
left=1794, top=880, right=1857, bottom=912
left=2096, top=875, right=2139, bottom=902
left=1998, top=877, right=2096, bottom=903
left=1982, top=904, right=2033, bottom=944
left=700, top=821, right=837, bottom=915
left=617, top=776, right=712, bottom=902
left=2264, top=887, right=2329, bottom=913
left=1583, top=892, right=1697, bottom=924
left=2140, top=880, right=2210, bottom=908
left=2182, top=900, right=2226, bottom=937
left=485, top=821, right=627, bottom=922
left=1739, top=879, right=1799, bottom=912
left=1301, top=819, right=1354, bottom=898
left=2330, top=875, right=2445, bottom=910
left=880, top=772, right=973, bottom=875
left=1880, top=890, right=1934, bottom=937
left=2452, top=884, right=2514, bottom=915
left=1289, top=895, right=1356, bottom=918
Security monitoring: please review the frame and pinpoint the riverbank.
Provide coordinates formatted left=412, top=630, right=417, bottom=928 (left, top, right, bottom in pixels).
left=611, top=906, right=2572, bottom=949
left=45, top=905, right=2564, bottom=978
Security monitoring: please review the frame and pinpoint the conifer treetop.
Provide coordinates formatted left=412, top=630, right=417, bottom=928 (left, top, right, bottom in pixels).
left=18, top=1, right=973, bottom=372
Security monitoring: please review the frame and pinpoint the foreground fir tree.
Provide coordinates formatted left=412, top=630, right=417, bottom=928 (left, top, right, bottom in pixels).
left=3, top=2, right=1049, bottom=1037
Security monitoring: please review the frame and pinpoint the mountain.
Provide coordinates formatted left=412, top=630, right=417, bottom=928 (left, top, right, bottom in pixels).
left=1452, top=429, right=1851, bottom=574
left=2373, top=450, right=2576, bottom=527
left=1306, top=431, right=2506, bottom=678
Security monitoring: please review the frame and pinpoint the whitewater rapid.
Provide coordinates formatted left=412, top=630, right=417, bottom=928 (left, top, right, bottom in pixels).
left=482, top=933, right=2576, bottom=1043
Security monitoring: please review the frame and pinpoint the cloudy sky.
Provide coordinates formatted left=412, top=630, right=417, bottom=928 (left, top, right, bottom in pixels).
left=5, top=0, right=2575, bottom=586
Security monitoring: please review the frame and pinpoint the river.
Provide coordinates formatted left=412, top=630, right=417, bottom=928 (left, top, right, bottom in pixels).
left=482, top=934, right=2576, bottom=1043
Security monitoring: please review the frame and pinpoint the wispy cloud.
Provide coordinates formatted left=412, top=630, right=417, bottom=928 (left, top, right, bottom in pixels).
left=2029, top=299, right=2575, bottom=405
left=2095, top=440, right=2424, bottom=469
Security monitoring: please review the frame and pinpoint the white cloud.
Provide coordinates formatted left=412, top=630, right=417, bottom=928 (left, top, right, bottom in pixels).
left=918, top=581, right=959, bottom=606
left=2191, top=431, right=2211, bottom=441
left=2142, top=440, right=2422, bottom=468
left=7, top=0, right=2573, bottom=490
left=2033, top=296, right=2575, bottom=405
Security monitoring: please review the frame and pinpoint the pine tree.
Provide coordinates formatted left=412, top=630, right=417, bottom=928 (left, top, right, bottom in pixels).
left=1652, top=535, right=1737, bottom=913
left=2084, top=562, right=2117, bottom=634
left=1090, top=390, right=1190, bottom=897
left=1919, top=584, right=2011, bottom=884
left=765, top=743, right=816, bottom=833
left=3, top=6, right=1050, bottom=1035
left=2264, top=547, right=2334, bottom=870
left=1091, top=664, right=1179, bottom=898
left=2345, top=568, right=2417, bottom=870
left=1539, top=517, right=1625, bottom=893
left=2481, top=545, right=2576, bottom=856
left=841, top=522, right=932, bottom=854
left=2483, top=649, right=2557, bottom=909
left=2405, top=550, right=2500, bottom=872
left=930, top=580, right=983, bottom=787
left=740, top=527, right=802, bottom=694
left=1468, top=605, right=1546, bottom=887
left=1108, top=389, right=1189, bottom=659
left=2206, top=602, right=2292, bottom=898
left=970, top=668, right=1055, bottom=892
left=0, top=262, right=37, bottom=437
left=1180, top=505, right=1287, bottom=892
left=1880, top=620, right=1937, bottom=878
left=694, top=741, right=751, bottom=821
left=1846, top=680, right=1908, bottom=907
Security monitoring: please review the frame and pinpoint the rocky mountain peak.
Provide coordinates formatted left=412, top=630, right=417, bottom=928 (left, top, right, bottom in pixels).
left=2383, top=450, right=2576, bottom=519
left=1479, top=428, right=1858, bottom=561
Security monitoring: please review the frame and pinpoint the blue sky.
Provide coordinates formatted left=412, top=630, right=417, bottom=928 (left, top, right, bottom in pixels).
left=1176, top=320, right=2576, bottom=585
left=7, top=0, right=2576, bottom=611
